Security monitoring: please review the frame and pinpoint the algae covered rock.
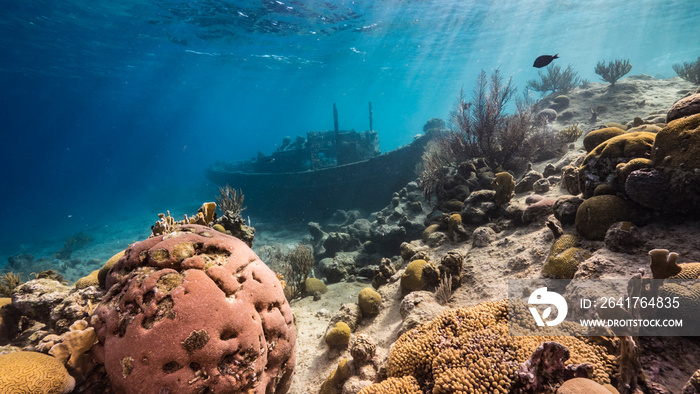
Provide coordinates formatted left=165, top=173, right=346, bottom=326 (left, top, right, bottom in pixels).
left=667, top=93, right=700, bottom=122
left=575, top=195, right=632, bottom=240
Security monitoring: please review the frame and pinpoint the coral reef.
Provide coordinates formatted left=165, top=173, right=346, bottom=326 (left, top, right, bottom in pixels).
left=377, top=300, right=614, bottom=393
left=594, top=59, right=632, bottom=85
left=91, top=224, right=295, bottom=394
left=0, top=351, right=75, bottom=394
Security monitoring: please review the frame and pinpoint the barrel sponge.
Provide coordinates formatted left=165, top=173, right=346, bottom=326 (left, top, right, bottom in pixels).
left=401, top=259, right=429, bottom=292
left=358, top=376, right=421, bottom=394
left=384, top=300, right=614, bottom=392
left=0, top=351, right=75, bottom=394
left=325, top=322, right=351, bottom=348
left=583, top=127, right=625, bottom=152
left=651, top=113, right=700, bottom=169
left=91, top=224, right=296, bottom=394
left=358, top=287, right=382, bottom=316
left=575, top=195, right=631, bottom=240
left=74, top=269, right=100, bottom=289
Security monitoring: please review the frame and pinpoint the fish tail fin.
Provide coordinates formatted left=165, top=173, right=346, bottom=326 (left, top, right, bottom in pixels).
left=554, top=53, right=559, bottom=59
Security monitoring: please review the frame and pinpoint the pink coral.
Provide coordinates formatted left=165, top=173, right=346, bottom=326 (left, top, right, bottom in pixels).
left=91, top=225, right=295, bottom=393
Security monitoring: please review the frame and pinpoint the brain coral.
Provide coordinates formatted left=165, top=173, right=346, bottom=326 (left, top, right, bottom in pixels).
left=382, top=300, right=615, bottom=393
left=583, top=127, right=626, bottom=152
left=651, top=113, right=700, bottom=169
left=0, top=351, right=75, bottom=394
left=575, top=195, right=632, bottom=240
left=91, top=224, right=295, bottom=394
left=401, top=259, right=429, bottom=292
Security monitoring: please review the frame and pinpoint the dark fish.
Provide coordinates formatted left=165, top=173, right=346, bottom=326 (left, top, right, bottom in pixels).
left=264, top=157, right=275, bottom=163
left=533, top=54, right=559, bottom=68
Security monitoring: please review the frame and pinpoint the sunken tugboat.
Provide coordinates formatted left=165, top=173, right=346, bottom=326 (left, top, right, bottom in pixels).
left=206, top=103, right=435, bottom=221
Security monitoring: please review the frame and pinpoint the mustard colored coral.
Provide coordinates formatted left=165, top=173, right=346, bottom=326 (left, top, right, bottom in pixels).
left=384, top=300, right=615, bottom=393
left=326, top=321, right=352, bottom=348
left=652, top=113, right=700, bottom=169
left=0, top=351, right=75, bottom=394
left=583, top=127, right=625, bottom=152
left=358, top=287, right=382, bottom=316
left=74, top=269, right=100, bottom=289
left=401, top=259, right=429, bottom=292
left=358, top=376, right=421, bottom=394
left=542, top=234, right=591, bottom=279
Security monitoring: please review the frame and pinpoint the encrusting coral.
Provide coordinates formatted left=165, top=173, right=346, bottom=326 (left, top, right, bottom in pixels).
left=0, top=351, right=75, bottom=394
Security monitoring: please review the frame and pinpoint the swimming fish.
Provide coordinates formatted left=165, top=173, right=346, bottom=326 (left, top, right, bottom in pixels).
left=533, top=54, right=559, bottom=68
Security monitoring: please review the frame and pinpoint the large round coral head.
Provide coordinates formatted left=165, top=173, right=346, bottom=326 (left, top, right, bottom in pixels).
left=91, top=224, right=296, bottom=394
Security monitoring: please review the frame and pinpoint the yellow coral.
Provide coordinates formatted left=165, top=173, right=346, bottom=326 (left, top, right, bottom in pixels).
left=583, top=127, right=626, bottom=152
left=384, top=300, right=615, bottom=393
left=652, top=113, right=700, bottom=169
left=401, top=259, right=429, bottom=292
left=304, top=277, right=328, bottom=295
left=358, top=287, right=382, bottom=316
left=98, top=250, right=125, bottom=289
left=0, top=351, right=75, bottom=394
left=358, top=376, right=421, bottom=394
left=320, top=358, right=351, bottom=394
left=326, top=322, right=351, bottom=348
left=542, top=234, right=591, bottom=279
left=447, top=213, right=463, bottom=240
left=74, top=269, right=100, bottom=289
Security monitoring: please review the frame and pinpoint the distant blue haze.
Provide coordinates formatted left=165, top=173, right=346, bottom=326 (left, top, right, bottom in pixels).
left=1, top=0, right=699, bottom=260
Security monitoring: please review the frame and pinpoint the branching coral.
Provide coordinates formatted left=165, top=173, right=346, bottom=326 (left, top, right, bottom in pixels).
left=271, top=243, right=315, bottom=300
left=673, top=57, right=700, bottom=84
left=215, top=184, right=246, bottom=216
left=0, top=272, right=23, bottom=297
left=527, top=64, right=581, bottom=95
left=449, top=69, right=535, bottom=169
left=594, top=59, right=632, bottom=85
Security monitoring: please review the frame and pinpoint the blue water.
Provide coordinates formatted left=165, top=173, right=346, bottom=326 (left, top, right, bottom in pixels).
left=1, top=0, right=699, bottom=267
